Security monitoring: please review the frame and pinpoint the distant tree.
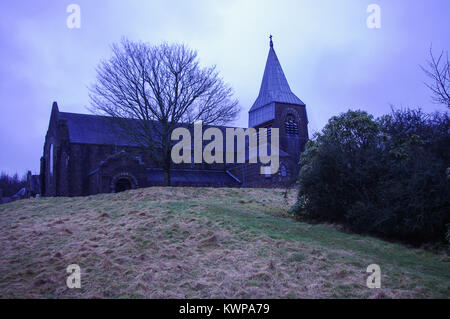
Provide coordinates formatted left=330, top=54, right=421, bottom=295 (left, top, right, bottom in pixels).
left=0, top=172, right=27, bottom=197
left=89, top=38, right=240, bottom=185
left=421, top=46, right=450, bottom=108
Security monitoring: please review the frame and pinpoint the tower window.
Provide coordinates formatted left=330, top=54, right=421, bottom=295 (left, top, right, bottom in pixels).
left=255, top=126, right=272, bottom=143
left=280, top=164, right=287, bottom=177
left=285, top=115, right=298, bottom=136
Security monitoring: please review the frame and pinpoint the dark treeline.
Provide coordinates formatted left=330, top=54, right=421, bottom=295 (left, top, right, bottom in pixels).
left=0, top=172, right=27, bottom=197
left=292, top=108, right=449, bottom=245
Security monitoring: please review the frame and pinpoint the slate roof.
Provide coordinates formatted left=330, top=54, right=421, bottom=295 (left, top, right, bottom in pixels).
left=58, top=112, right=139, bottom=146
left=146, top=168, right=239, bottom=185
left=57, top=111, right=293, bottom=160
left=250, top=39, right=305, bottom=112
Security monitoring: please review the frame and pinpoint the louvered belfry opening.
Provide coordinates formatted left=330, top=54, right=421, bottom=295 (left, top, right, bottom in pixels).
left=285, top=115, right=298, bottom=136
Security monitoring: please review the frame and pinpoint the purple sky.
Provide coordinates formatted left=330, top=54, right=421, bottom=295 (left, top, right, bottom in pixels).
left=0, top=0, right=449, bottom=175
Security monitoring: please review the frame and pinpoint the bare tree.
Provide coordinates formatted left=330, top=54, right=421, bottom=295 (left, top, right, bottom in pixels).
left=421, top=46, right=450, bottom=108
left=89, top=38, right=240, bottom=185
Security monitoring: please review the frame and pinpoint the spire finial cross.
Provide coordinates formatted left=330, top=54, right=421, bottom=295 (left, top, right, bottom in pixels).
left=269, top=34, right=273, bottom=48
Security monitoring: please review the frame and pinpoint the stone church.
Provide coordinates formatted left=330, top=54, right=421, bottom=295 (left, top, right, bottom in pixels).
left=40, top=38, right=309, bottom=196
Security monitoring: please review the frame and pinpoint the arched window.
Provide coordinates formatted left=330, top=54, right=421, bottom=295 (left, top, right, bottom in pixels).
left=285, top=114, right=298, bottom=136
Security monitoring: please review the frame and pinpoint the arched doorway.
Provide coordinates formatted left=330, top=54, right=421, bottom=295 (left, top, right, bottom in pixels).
left=115, top=178, right=132, bottom=193
left=110, top=172, right=138, bottom=193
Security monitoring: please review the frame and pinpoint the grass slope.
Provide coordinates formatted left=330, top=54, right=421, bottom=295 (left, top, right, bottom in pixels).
left=0, top=187, right=448, bottom=298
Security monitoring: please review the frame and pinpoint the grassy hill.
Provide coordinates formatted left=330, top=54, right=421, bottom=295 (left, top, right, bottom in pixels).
left=0, top=187, right=448, bottom=298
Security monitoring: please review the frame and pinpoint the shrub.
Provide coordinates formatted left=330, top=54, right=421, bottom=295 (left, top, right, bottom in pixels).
left=293, top=109, right=450, bottom=244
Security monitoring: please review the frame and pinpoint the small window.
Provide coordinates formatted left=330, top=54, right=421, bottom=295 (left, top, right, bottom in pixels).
left=281, top=164, right=287, bottom=177
left=264, top=166, right=271, bottom=178
left=49, top=144, right=54, bottom=177
left=285, top=115, right=298, bottom=136
left=255, top=127, right=272, bottom=143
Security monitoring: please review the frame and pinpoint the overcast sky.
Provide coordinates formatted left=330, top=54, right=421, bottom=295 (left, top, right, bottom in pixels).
left=0, top=0, right=449, bottom=175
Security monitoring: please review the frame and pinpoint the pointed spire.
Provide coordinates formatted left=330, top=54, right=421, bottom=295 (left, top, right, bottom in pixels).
left=51, top=101, right=59, bottom=115
left=52, top=101, right=59, bottom=112
left=249, top=37, right=305, bottom=112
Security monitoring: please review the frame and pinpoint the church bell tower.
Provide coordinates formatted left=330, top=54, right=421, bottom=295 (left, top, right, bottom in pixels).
left=248, top=36, right=309, bottom=169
